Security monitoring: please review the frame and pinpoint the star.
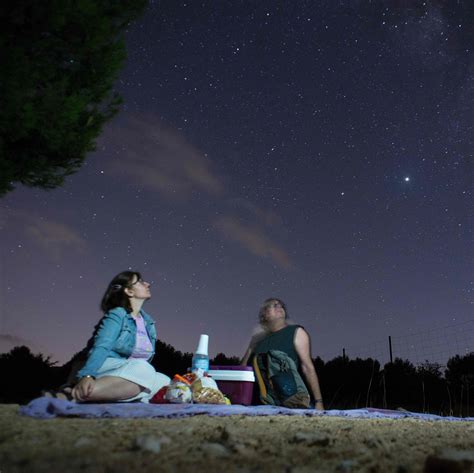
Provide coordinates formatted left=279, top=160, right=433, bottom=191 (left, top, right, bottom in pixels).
left=404, top=177, right=410, bottom=182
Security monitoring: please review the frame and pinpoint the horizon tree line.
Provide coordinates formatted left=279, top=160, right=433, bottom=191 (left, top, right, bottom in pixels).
left=1, top=343, right=472, bottom=417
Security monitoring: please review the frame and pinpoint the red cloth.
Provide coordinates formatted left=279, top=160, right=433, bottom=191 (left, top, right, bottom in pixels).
left=149, top=386, right=169, bottom=404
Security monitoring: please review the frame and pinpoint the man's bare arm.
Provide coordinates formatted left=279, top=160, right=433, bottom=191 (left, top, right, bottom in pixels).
left=241, top=346, right=253, bottom=365
left=294, top=327, right=324, bottom=410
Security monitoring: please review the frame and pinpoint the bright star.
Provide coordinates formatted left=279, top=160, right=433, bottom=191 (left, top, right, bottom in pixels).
left=404, top=177, right=410, bottom=182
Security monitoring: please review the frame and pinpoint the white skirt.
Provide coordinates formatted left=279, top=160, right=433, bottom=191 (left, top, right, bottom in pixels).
left=97, top=357, right=170, bottom=403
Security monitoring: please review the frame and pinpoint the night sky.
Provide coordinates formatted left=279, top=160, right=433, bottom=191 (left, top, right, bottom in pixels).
left=1, top=1, right=473, bottom=366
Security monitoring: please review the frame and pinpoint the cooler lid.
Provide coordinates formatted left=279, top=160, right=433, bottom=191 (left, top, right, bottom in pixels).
left=210, top=365, right=253, bottom=371
left=208, top=369, right=255, bottom=382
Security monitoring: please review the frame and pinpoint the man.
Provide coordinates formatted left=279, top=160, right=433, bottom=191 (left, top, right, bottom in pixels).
left=241, top=298, right=324, bottom=410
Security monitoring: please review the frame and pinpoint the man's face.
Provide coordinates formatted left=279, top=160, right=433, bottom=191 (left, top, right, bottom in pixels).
left=263, top=300, right=286, bottom=322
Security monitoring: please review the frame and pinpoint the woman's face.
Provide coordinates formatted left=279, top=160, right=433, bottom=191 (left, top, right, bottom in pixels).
left=127, top=275, right=151, bottom=300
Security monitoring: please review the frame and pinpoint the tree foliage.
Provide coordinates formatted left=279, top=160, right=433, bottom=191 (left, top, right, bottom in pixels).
left=321, top=356, right=380, bottom=409
left=152, top=340, right=193, bottom=378
left=445, top=352, right=474, bottom=416
left=211, top=352, right=241, bottom=366
left=0, top=346, right=57, bottom=403
left=0, top=0, right=147, bottom=196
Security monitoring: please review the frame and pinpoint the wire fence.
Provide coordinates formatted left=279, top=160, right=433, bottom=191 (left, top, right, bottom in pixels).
left=321, top=319, right=474, bottom=367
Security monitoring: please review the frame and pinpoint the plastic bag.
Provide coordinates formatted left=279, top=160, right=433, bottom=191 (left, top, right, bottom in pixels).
left=164, top=376, right=192, bottom=403
left=160, top=371, right=229, bottom=405
left=191, top=376, right=227, bottom=404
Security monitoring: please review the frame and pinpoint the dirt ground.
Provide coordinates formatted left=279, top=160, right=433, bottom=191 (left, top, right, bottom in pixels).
left=0, top=404, right=473, bottom=473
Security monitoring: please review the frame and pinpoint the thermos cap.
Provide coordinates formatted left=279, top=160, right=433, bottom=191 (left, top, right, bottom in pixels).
left=195, top=334, right=209, bottom=355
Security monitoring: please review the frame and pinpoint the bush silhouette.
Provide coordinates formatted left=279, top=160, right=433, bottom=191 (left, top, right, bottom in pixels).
left=0, top=346, right=57, bottom=403
left=151, top=340, right=192, bottom=378
left=445, top=352, right=474, bottom=417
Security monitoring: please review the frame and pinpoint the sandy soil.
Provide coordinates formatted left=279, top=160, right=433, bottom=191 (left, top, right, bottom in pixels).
left=0, top=404, right=473, bottom=473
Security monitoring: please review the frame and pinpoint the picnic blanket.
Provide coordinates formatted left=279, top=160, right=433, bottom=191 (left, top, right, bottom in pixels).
left=20, top=397, right=474, bottom=422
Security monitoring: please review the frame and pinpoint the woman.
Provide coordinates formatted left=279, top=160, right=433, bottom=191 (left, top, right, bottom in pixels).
left=241, top=297, right=324, bottom=410
left=65, top=271, right=170, bottom=402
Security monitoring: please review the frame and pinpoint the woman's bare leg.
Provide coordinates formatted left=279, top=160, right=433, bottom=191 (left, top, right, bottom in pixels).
left=74, top=376, right=145, bottom=402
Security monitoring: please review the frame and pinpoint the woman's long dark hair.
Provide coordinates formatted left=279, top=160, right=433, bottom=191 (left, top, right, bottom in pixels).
left=100, top=270, right=142, bottom=314
left=71, top=271, right=144, bottom=373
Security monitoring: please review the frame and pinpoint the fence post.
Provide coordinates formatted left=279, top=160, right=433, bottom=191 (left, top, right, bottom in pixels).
left=388, top=335, right=393, bottom=363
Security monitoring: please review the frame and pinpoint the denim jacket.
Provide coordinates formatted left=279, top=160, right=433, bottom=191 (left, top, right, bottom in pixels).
left=76, top=307, right=157, bottom=380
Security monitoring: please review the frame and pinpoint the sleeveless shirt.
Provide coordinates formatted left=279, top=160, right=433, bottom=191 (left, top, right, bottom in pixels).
left=253, top=324, right=302, bottom=369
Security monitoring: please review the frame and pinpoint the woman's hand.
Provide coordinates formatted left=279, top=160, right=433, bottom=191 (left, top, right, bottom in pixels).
left=72, top=376, right=95, bottom=401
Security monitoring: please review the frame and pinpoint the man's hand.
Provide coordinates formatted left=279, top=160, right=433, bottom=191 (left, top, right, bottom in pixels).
left=72, top=376, right=95, bottom=401
left=315, top=400, right=325, bottom=411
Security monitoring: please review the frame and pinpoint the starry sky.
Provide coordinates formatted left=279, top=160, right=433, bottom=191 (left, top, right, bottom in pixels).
left=1, top=0, right=473, bottom=366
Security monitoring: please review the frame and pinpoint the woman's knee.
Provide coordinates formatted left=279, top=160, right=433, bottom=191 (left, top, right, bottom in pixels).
left=155, top=372, right=171, bottom=390
left=127, top=359, right=155, bottom=376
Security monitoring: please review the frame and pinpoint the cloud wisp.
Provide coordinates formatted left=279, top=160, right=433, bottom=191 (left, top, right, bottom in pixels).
left=1, top=209, right=87, bottom=261
left=214, top=216, right=293, bottom=270
left=106, top=116, right=224, bottom=200
left=102, top=114, right=294, bottom=270
left=0, top=333, right=45, bottom=355
left=25, top=217, right=86, bottom=260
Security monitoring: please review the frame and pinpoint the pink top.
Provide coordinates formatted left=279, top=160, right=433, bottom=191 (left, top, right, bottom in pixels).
left=130, top=315, right=154, bottom=359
